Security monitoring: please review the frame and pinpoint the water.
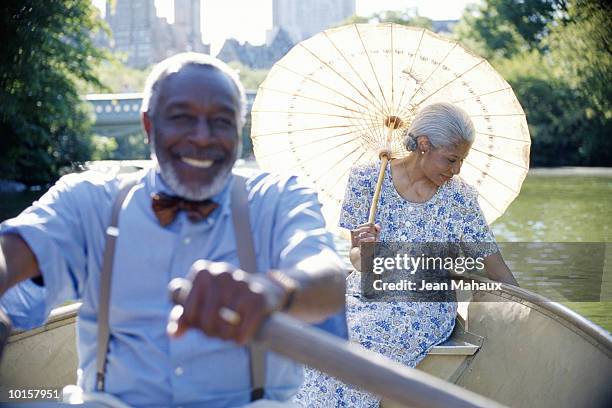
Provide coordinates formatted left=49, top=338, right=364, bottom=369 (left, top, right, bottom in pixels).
left=489, top=173, right=612, bottom=331
left=1, top=168, right=610, bottom=331
left=491, top=174, right=612, bottom=242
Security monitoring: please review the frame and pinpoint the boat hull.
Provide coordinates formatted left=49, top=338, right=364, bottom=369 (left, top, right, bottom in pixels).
left=1, top=283, right=611, bottom=407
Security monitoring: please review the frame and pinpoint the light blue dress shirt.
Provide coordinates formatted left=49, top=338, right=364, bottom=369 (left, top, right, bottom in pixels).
left=0, top=166, right=342, bottom=407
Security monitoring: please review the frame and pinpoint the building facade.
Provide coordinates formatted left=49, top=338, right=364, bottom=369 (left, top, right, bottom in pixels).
left=104, top=0, right=209, bottom=68
left=270, top=0, right=356, bottom=43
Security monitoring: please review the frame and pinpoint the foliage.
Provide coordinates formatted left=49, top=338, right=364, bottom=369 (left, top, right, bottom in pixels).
left=0, top=0, right=109, bottom=185
left=495, top=52, right=609, bottom=165
left=227, top=61, right=269, bottom=91
left=545, top=0, right=612, bottom=165
left=78, top=59, right=149, bottom=94
left=454, top=0, right=611, bottom=166
left=454, top=0, right=567, bottom=59
left=91, top=132, right=149, bottom=161
left=91, top=134, right=119, bottom=161
left=338, top=10, right=433, bottom=30
left=113, top=132, right=149, bottom=159
left=547, top=0, right=611, bottom=115
left=338, top=15, right=370, bottom=25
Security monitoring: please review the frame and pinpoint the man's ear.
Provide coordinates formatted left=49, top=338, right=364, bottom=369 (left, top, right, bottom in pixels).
left=142, top=111, right=152, bottom=144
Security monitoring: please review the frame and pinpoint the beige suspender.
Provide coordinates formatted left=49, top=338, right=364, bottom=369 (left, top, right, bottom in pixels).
left=96, top=176, right=139, bottom=392
left=95, top=174, right=266, bottom=400
left=230, top=174, right=266, bottom=401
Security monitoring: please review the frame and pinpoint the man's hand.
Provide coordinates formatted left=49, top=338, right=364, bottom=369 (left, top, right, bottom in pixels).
left=167, top=260, right=287, bottom=345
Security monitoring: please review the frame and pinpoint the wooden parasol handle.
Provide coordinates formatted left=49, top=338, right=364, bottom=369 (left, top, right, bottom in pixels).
left=368, top=152, right=390, bottom=224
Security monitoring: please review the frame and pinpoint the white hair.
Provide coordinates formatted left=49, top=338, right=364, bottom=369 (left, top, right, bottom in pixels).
left=403, top=102, right=475, bottom=152
left=141, top=52, right=247, bottom=130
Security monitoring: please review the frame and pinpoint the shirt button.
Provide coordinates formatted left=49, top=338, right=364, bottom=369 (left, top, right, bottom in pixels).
left=174, top=366, right=184, bottom=376
left=183, top=237, right=191, bottom=245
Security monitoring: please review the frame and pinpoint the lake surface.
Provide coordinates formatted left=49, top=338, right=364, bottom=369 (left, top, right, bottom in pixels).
left=1, top=167, right=610, bottom=331
left=490, top=173, right=611, bottom=331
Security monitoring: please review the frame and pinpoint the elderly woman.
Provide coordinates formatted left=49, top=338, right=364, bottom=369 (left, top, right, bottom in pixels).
left=295, top=102, right=518, bottom=407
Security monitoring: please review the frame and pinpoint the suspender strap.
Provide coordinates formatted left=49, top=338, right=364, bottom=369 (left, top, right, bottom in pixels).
left=231, top=174, right=266, bottom=401
left=96, top=177, right=139, bottom=392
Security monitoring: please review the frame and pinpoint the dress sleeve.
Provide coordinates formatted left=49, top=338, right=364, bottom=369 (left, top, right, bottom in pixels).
left=338, top=165, right=374, bottom=231
left=458, top=184, right=499, bottom=259
left=0, top=174, right=94, bottom=326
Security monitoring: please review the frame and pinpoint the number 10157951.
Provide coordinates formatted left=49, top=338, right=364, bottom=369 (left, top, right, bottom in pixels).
left=8, top=388, right=60, bottom=399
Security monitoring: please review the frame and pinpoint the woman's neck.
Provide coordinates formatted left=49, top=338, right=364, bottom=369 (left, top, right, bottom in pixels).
left=391, top=154, right=438, bottom=202
left=401, top=154, right=426, bottom=184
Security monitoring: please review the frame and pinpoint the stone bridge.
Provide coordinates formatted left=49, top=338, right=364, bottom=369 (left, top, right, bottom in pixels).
left=86, top=91, right=257, bottom=139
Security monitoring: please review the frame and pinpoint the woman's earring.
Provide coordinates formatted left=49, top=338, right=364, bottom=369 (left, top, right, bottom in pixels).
left=421, top=151, right=425, bottom=155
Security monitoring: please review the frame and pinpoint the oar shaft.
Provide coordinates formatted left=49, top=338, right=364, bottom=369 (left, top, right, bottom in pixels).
left=169, top=279, right=506, bottom=408
left=260, top=313, right=504, bottom=408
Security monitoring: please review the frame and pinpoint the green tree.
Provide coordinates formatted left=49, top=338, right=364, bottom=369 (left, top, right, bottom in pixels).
left=90, top=132, right=150, bottom=161
left=337, top=15, right=370, bottom=25
left=546, top=0, right=612, bottom=165
left=0, top=0, right=108, bottom=185
left=78, top=59, right=149, bottom=94
left=227, top=61, right=269, bottom=90
left=495, top=51, right=603, bottom=165
left=454, top=0, right=566, bottom=58
left=338, top=10, right=433, bottom=30
left=547, top=0, right=611, bottom=115
left=91, top=135, right=119, bottom=161
left=454, top=0, right=610, bottom=166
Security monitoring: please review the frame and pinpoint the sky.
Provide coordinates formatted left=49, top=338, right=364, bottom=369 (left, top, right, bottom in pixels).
left=93, top=0, right=475, bottom=55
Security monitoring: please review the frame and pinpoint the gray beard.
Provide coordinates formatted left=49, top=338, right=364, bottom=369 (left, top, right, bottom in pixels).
left=150, top=139, right=235, bottom=201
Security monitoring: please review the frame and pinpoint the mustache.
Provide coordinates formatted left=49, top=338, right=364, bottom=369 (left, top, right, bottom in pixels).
left=175, top=148, right=228, bottom=161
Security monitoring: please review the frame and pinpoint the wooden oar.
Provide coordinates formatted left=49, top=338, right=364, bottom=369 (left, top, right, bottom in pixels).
left=169, top=278, right=506, bottom=408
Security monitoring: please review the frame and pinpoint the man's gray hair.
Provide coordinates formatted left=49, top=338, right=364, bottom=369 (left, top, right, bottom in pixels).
left=141, top=52, right=247, bottom=129
left=403, top=102, right=475, bottom=152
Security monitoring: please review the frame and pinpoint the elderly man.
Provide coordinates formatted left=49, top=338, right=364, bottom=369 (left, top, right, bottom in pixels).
left=0, top=53, right=346, bottom=407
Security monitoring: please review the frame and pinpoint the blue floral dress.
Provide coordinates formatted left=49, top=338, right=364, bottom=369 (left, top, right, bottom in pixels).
left=294, top=160, right=499, bottom=407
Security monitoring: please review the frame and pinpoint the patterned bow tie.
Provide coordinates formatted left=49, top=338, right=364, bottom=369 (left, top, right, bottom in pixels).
left=151, top=192, right=218, bottom=226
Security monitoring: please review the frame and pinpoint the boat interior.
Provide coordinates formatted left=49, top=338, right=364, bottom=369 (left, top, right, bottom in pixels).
left=1, top=276, right=611, bottom=407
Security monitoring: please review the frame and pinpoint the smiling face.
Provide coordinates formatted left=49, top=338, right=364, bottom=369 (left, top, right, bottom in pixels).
left=143, top=65, right=240, bottom=200
left=421, top=141, right=471, bottom=187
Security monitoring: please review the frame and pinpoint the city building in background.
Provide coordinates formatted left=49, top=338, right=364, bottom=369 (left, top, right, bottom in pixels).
left=95, top=0, right=457, bottom=71
left=217, top=0, right=355, bottom=69
left=217, top=28, right=294, bottom=69
left=268, top=0, right=356, bottom=44
left=102, top=0, right=209, bottom=68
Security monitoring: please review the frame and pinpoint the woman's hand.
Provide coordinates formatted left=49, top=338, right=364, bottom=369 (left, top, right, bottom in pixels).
left=349, top=223, right=381, bottom=271
left=350, top=223, right=381, bottom=248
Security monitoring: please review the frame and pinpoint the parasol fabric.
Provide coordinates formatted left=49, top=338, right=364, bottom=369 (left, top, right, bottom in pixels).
left=250, top=23, right=530, bottom=229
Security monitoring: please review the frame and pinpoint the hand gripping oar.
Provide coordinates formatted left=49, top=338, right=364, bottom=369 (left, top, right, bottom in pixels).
left=169, top=278, right=506, bottom=408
